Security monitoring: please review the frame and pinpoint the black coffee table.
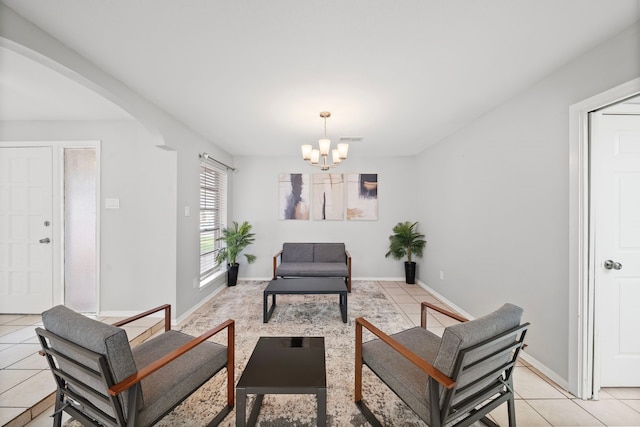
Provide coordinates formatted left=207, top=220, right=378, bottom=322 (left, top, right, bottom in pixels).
left=235, top=336, right=326, bottom=427
left=263, top=277, right=348, bottom=323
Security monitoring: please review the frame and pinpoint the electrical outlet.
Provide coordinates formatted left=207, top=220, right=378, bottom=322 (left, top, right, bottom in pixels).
left=440, top=270, right=444, bottom=280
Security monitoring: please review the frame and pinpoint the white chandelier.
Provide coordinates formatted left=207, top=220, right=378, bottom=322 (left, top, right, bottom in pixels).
left=301, top=111, right=348, bottom=171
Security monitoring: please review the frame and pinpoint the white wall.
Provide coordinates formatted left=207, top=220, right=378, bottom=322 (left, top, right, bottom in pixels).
left=1, top=4, right=237, bottom=319
left=0, top=120, right=178, bottom=312
left=415, top=22, right=640, bottom=389
left=230, top=155, right=418, bottom=280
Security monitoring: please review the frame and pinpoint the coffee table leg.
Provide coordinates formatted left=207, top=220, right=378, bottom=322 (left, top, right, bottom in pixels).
left=247, top=394, right=264, bottom=427
left=236, top=387, right=246, bottom=427
left=264, top=293, right=277, bottom=323
left=340, top=292, right=348, bottom=323
left=317, top=387, right=327, bottom=427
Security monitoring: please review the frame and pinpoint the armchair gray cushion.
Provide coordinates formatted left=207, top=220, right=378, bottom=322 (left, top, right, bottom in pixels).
left=362, top=326, right=441, bottom=421
left=42, top=305, right=138, bottom=419
left=360, top=303, right=525, bottom=424
left=132, top=330, right=227, bottom=425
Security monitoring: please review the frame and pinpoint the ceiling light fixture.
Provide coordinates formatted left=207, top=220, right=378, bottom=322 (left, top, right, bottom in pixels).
left=301, top=111, right=348, bottom=171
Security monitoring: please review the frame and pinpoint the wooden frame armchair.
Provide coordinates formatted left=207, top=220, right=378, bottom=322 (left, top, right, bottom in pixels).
left=355, top=302, right=528, bottom=427
left=37, top=304, right=234, bottom=427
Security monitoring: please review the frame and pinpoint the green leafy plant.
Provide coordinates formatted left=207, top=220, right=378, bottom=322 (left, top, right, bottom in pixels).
left=215, top=221, right=256, bottom=266
left=385, top=221, right=426, bottom=263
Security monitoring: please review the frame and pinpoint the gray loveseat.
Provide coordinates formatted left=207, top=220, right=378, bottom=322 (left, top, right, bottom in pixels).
left=273, top=242, right=352, bottom=291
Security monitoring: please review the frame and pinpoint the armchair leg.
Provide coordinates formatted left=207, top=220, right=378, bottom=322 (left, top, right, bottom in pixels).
left=52, top=390, right=64, bottom=427
left=507, top=396, right=516, bottom=427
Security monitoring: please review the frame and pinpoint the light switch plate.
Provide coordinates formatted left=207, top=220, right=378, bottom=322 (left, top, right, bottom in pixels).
left=105, top=198, right=120, bottom=209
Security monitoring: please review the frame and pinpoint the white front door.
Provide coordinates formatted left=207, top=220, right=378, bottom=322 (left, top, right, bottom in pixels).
left=0, top=147, right=54, bottom=313
left=591, top=111, right=640, bottom=387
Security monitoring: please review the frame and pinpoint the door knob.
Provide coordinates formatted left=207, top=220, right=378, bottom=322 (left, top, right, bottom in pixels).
left=39, top=238, right=51, bottom=244
left=604, top=260, right=622, bottom=270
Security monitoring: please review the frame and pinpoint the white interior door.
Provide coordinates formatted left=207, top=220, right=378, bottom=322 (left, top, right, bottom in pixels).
left=0, top=147, right=54, bottom=313
left=591, top=111, right=640, bottom=387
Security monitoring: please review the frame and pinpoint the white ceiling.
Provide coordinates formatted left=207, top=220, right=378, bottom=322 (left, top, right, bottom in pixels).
left=1, top=0, right=639, bottom=157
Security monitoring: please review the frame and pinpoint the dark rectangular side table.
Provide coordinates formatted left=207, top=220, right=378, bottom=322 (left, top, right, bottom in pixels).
left=263, top=277, right=348, bottom=323
left=235, top=336, right=326, bottom=427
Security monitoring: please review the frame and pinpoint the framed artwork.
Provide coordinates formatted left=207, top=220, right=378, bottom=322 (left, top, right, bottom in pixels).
left=312, top=173, right=344, bottom=220
left=279, top=173, right=310, bottom=220
left=347, top=173, right=378, bottom=220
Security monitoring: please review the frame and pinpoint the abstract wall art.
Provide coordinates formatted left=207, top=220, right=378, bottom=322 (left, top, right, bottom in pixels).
left=312, top=173, right=344, bottom=220
left=347, top=173, right=378, bottom=220
left=279, top=173, right=310, bottom=220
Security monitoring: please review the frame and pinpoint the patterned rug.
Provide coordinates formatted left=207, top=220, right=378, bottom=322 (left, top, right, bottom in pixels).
left=157, top=280, right=430, bottom=426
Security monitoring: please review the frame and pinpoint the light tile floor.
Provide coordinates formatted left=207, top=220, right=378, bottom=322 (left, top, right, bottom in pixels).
left=0, top=313, right=163, bottom=427
left=2, top=281, right=639, bottom=427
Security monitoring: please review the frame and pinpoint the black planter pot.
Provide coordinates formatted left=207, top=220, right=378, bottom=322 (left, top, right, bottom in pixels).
left=404, top=261, right=417, bottom=284
left=227, top=264, right=239, bottom=286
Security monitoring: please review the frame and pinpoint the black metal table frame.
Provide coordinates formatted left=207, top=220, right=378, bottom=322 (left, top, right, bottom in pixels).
left=236, top=383, right=327, bottom=427
left=263, top=279, right=348, bottom=323
left=236, top=337, right=327, bottom=427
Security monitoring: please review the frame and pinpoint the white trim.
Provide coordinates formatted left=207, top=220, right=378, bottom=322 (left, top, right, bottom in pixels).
left=175, top=282, right=227, bottom=325
left=568, top=78, right=640, bottom=399
left=417, top=280, right=570, bottom=392
left=0, top=140, right=101, bottom=313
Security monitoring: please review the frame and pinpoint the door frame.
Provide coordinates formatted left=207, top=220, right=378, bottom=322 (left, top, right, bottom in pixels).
left=0, top=140, right=101, bottom=312
left=569, top=77, right=640, bottom=399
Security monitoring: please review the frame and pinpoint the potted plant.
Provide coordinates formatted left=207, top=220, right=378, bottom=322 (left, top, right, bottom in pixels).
left=215, top=220, right=256, bottom=286
left=385, top=221, right=426, bottom=284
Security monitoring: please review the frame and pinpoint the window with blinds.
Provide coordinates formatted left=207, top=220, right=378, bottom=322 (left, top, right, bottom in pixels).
left=200, top=160, right=227, bottom=283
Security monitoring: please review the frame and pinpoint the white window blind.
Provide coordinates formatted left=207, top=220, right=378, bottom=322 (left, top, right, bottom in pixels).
left=200, top=160, right=227, bottom=282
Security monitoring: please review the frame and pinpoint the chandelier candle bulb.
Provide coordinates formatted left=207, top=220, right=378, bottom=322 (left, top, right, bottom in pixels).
left=319, top=138, right=331, bottom=156
left=310, top=149, right=320, bottom=165
left=332, top=149, right=341, bottom=164
left=301, top=144, right=313, bottom=161
left=338, top=143, right=349, bottom=159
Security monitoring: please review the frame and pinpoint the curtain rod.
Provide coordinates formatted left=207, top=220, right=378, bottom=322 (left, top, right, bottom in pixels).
left=199, top=153, right=236, bottom=171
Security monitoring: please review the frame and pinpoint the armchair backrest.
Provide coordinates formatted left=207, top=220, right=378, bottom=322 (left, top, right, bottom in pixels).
left=431, top=303, right=525, bottom=415
left=40, top=305, right=139, bottom=424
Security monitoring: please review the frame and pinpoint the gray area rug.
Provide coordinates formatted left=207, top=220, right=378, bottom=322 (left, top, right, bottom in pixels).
left=158, top=280, right=431, bottom=426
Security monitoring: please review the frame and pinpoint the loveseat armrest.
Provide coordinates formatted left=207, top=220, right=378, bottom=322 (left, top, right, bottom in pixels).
left=420, top=302, right=468, bottom=329
left=273, top=250, right=283, bottom=279
left=109, top=319, right=235, bottom=406
left=345, top=249, right=352, bottom=292
left=355, top=316, right=454, bottom=403
left=112, top=304, right=172, bottom=332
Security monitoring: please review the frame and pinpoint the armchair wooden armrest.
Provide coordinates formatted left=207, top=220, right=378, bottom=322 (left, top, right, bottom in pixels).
left=420, top=302, right=468, bottom=329
left=272, top=250, right=283, bottom=279
left=109, top=319, right=235, bottom=404
left=355, top=316, right=454, bottom=403
left=112, top=303, right=172, bottom=332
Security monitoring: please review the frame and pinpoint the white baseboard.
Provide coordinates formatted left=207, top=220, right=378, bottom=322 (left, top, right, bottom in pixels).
left=175, top=282, right=227, bottom=325
left=417, top=280, right=571, bottom=394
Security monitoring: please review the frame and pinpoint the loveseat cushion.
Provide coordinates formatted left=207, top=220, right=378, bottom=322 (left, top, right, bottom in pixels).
left=276, top=262, right=349, bottom=277
left=282, top=243, right=314, bottom=262
left=313, top=243, right=346, bottom=262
